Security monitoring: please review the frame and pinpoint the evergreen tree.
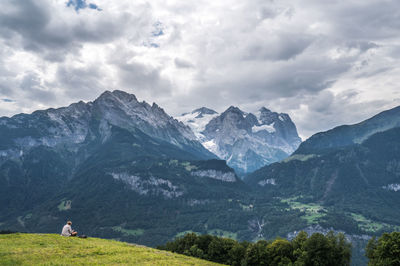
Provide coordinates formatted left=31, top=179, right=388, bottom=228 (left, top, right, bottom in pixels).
left=366, top=232, right=400, bottom=265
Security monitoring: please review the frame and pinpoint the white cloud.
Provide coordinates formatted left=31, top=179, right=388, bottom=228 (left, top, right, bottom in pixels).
left=0, top=0, right=400, bottom=139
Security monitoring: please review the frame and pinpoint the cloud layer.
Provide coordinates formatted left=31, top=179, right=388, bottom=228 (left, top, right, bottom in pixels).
left=1, top=0, right=400, bottom=138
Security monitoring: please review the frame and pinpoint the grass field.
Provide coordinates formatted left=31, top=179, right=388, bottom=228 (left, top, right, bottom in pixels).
left=175, top=230, right=202, bottom=238
left=175, top=229, right=237, bottom=240
left=350, top=213, right=400, bottom=233
left=111, top=226, right=144, bottom=236
left=281, top=197, right=326, bottom=224
left=207, top=229, right=238, bottom=240
left=0, top=233, right=222, bottom=265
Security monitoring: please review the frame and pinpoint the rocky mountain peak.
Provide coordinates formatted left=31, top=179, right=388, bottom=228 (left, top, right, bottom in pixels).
left=192, top=107, right=218, bottom=116
left=224, top=106, right=244, bottom=115
left=259, top=107, right=272, bottom=113
left=179, top=105, right=302, bottom=174
left=257, top=107, right=289, bottom=125
left=245, top=113, right=258, bottom=125
left=97, top=90, right=138, bottom=103
left=0, top=90, right=214, bottom=160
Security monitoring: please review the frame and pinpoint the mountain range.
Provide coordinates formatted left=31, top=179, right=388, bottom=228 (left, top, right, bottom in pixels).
left=1, top=90, right=400, bottom=265
left=0, top=90, right=254, bottom=246
left=177, top=106, right=301, bottom=174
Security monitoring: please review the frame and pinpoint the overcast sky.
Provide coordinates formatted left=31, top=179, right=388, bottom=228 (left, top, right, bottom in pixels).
left=1, top=0, right=400, bottom=139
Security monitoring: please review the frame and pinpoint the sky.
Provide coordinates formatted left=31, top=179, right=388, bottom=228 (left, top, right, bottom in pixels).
left=1, top=0, right=400, bottom=139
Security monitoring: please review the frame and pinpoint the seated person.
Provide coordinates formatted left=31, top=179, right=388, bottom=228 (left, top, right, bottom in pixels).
left=61, top=221, right=78, bottom=237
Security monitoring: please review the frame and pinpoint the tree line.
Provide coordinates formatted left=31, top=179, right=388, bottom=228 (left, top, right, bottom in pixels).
left=159, top=231, right=400, bottom=265
left=158, top=231, right=352, bottom=265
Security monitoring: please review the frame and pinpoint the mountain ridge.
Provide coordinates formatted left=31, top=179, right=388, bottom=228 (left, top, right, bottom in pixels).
left=295, top=105, right=400, bottom=155
left=178, top=105, right=301, bottom=174
left=0, top=90, right=256, bottom=247
left=0, top=90, right=215, bottom=160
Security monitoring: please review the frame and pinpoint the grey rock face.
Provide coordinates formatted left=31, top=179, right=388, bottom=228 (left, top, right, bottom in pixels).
left=178, top=106, right=302, bottom=174
left=111, top=172, right=184, bottom=199
left=190, top=169, right=237, bottom=182
left=0, top=90, right=213, bottom=160
left=92, top=90, right=204, bottom=150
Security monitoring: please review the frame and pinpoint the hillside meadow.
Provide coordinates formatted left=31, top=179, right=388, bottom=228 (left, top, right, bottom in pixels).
left=0, top=233, right=221, bottom=265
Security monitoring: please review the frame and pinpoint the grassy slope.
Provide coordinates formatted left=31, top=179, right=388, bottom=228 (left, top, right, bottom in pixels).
left=0, top=233, right=221, bottom=265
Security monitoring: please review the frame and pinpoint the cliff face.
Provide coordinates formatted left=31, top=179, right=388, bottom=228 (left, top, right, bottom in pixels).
left=178, top=106, right=301, bottom=174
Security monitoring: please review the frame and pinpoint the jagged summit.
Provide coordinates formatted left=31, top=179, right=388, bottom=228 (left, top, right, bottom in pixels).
left=224, top=106, right=244, bottom=115
left=259, top=107, right=271, bottom=113
left=97, top=90, right=139, bottom=103
left=180, top=105, right=302, bottom=174
left=0, top=90, right=215, bottom=160
left=192, top=107, right=218, bottom=116
left=258, top=107, right=290, bottom=124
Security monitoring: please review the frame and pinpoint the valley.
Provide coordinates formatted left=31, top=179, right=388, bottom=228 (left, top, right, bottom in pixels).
left=1, top=90, right=400, bottom=265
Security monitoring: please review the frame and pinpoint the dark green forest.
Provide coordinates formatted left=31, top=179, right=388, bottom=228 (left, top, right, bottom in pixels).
left=159, top=231, right=352, bottom=266
left=160, top=231, right=400, bottom=266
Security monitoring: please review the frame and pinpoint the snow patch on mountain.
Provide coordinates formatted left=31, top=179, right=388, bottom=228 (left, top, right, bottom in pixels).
left=252, top=123, right=276, bottom=133
left=176, top=108, right=218, bottom=141
left=202, top=139, right=219, bottom=155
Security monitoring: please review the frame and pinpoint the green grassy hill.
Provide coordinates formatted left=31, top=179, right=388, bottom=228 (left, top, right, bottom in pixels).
left=0, top=233, right=221, bottom=265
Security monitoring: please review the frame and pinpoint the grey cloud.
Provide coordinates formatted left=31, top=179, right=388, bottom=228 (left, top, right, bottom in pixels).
left=20, top=72, right=57, bottom=102
left=2, top=99, right=15, bottom=103
left=1, top=0, right=400, bottom=140
left=174, top=58, right=194, bottom=68
left=307, top=1, right=400, bottom=40
left=308, top=90, right=335, bottom=113
left=0, top=0, right=150, bottom=61
left=0, top=0, right=70, bottom=55
left=295, top=92, right=392, bottom=139
left=166, top=51, right=352, bottom=122
left=199, top=53, right=350, bottom=102
left=112, top=59, right=171, bottom=97
left=55, top=64, right=106, bottom=100
left=354, top=66, right=392, bottom=79
left=243, top=33, right=312, bottom=61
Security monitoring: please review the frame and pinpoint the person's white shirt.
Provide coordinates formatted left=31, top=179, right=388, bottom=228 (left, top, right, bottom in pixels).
left=61, top=224, right=73, bottom=236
